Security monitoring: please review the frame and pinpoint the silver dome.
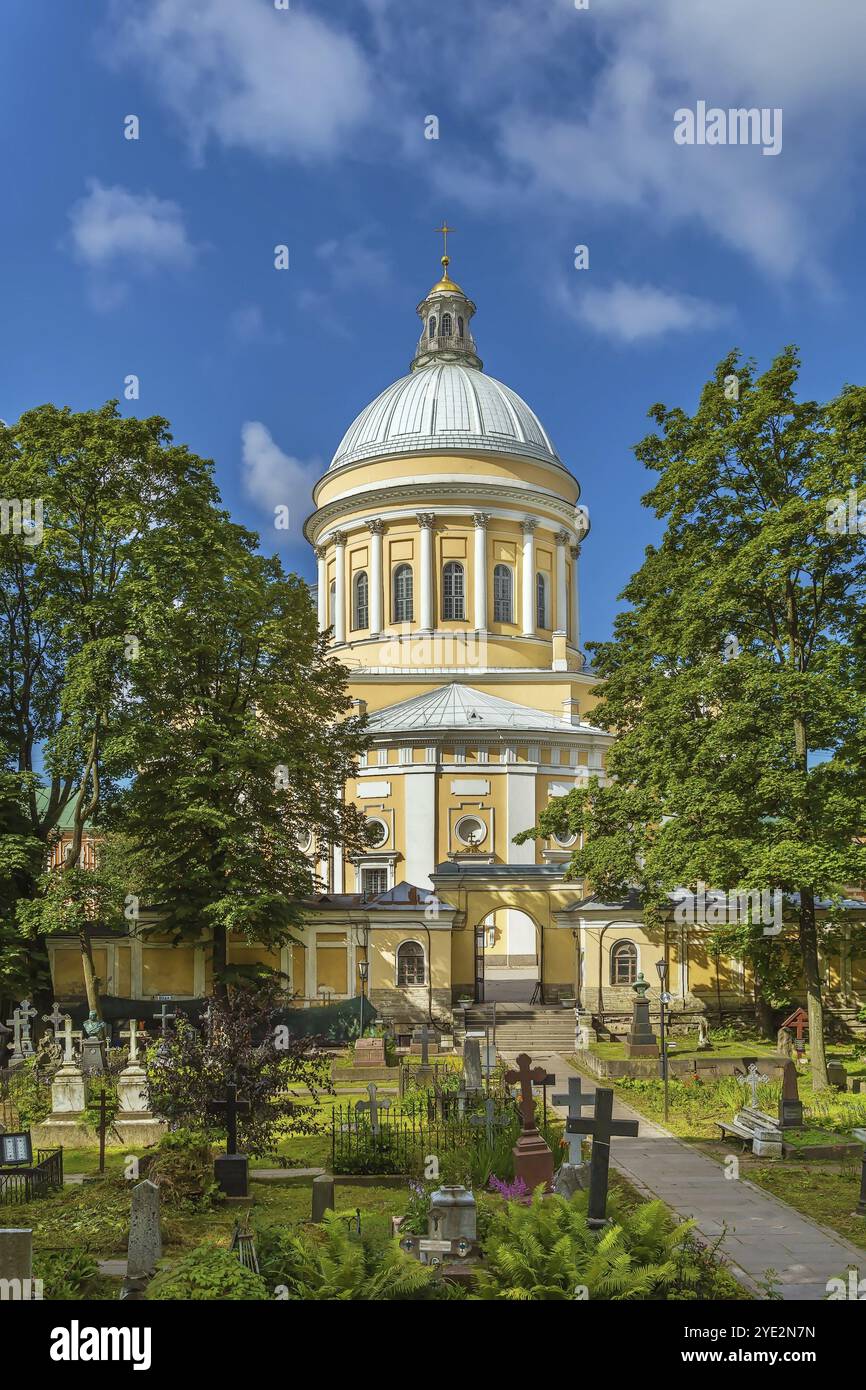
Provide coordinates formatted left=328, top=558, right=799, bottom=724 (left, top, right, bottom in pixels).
left=329, top=363, right=561, bottom=471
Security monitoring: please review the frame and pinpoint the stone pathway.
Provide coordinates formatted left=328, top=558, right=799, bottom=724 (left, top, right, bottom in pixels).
left=533, top=1052, right=865, bottom=1300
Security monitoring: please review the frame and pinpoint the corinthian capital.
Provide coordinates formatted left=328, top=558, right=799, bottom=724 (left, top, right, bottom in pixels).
left=366, top=518, right=385, bottom=534
left=473, top=511, right=490, bottom=529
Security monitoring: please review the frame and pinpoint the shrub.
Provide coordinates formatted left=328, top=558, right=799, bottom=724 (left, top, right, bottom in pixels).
left=146, top=1244, right=268, bottom=1301
left=143, top=1128, right=218, bottom=1210
left=472, top=1189, right=741, bottom=1301
left=256, top=1212, right=452, bottom=1300
left=33, top=1248, right=102, bottom=1300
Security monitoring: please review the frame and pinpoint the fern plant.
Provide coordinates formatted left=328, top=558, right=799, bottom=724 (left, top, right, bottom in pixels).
left=257, top=1212, right=456, bottom=1300
left=472, top=1190, right=740, bottom=1301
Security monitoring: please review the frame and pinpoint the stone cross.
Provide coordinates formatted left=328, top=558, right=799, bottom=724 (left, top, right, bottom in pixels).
left=155, top=1002, right=177, bottom=1035
left=42, top=1002, right=65, bottom=1042
left=356, top=1082, right=391, bottom=1136
left=417, top=1025, right=431, bottom=1066
left=60, top=1014, right=77, bottom=1066
left=552, top=1075, right=595, bottom=1166
left=566, top=1086, right=639, bottom=1225
left=207, top=1079, right=250, bottom=1155
left=468, top=1096, right=509, bottom=1146
left=504, top=1053, right=549, bottom=1132
left=6, top=1000, right=36, bottom=1060
left=120, top=1019, right=141, bottom=1064
left=740, top=1063, right=769, bottom=1109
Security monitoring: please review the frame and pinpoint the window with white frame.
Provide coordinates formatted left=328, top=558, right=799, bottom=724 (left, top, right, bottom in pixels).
left=536, top=571, right=547, bottom=628
left=352, top=570, right=369, bottom=630
left=361, top=866, right=389, bottom=899
left=393, top=564, right=413, bottom=622
left=442, top=561, right=465, bottom=620
left=610, top=939, right=638, bottom=986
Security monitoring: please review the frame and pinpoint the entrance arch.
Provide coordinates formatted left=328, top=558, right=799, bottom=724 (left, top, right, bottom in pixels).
left=476, top=908, right=540, bottom=1002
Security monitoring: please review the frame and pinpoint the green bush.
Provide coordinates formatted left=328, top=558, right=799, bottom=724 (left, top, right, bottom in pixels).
left=7, top=1060, right=51, bottom=1128
left=33, top=1248, right=102, bottom=1300
left=256, top=1212, right=455, bottom=1300
left=143, top=1128, right=218, bottom=1210
left=472, top=1189, right=742, bottom=1301
left=146, top=1244, right=268, bottom=1300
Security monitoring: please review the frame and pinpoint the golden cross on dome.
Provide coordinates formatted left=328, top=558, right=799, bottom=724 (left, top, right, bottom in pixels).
left=435, top=221, right=455, bottom=270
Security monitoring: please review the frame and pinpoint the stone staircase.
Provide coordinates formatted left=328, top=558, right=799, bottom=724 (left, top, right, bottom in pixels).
left=459, top=1004, right=576, bottom=1057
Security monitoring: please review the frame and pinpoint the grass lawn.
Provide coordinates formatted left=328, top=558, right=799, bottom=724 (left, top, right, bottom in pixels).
left=589, top=1034, right=866, bottom=1066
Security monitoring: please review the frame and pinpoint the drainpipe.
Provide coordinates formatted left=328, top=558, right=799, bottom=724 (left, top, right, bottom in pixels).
left=596, top=922, right=615, bottom=1022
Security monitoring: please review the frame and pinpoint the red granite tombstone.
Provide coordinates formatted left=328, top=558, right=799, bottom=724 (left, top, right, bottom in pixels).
left=503, top=1053, right=554, bottom=1192
left=354, top=1037, right=386, bottom=1067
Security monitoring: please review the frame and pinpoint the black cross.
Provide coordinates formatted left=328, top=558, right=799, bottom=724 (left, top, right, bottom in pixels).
left=207, top=1080, right=251, bottom=1155
left=566, top=1086, right=638, bottom=1225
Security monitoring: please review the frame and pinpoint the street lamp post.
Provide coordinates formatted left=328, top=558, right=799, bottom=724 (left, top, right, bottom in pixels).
left=358, top=957, right=369, bottom=1039
left=656, top=958, right=672, bottom=1124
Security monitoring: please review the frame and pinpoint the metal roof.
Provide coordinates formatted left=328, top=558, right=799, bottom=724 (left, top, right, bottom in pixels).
left=330, top=363, right=561, bottom=471
left=364, top=683, right=605, bottom=735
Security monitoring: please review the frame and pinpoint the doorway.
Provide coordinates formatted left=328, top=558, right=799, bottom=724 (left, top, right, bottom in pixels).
left=475, top=908, right=540, bottom=1003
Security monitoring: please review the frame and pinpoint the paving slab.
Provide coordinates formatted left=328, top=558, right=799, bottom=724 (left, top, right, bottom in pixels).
left=546, top=1054, right=865, bottom=1301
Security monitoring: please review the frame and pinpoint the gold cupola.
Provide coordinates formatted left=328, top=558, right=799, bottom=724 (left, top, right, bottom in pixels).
left=411, top=223, right=483, bottom=372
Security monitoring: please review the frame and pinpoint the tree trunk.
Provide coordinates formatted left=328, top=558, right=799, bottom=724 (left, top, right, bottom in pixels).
left=714, top=952, right=723, bottom=1025
left=799, top=887, right=829, bottom=1089
left=78, top=928, right=102, bottom=1016
left=212, top=923, right=228, bottom=999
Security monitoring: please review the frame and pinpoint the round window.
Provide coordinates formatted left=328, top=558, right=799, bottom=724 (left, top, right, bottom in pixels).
left=297, top=830, right=313, bottom=853
left=456, top=815, right=486, bottom=847
left=553, top=831, right=577, bottom=848
left=366, top=818, right=388, bottom=848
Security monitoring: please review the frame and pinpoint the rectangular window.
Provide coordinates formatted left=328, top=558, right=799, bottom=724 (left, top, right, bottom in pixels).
left=362, top=867, right=389, bottom=898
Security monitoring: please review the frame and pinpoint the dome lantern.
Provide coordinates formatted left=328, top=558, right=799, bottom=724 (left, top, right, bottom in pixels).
left=412, top=223, right=482, bottom=373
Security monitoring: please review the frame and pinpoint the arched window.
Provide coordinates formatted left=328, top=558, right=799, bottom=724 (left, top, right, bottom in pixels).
left=536, top=572, right=547, bottom=629
left=493, top=564, right=513, bottom=623
left=457, top=316, right=464, bottom=338
left=428, top=316, right=437, bottom=339
left=393, top=564, right=414, bottom=623
left=329, top=579, right=336, bottom=625
left=610, top=940, right=638, bottom=987
left=397, top=940, right=426, bottom=986
left=441, top=312, right=453, bottom=337
left=352, top=570, right=369, bottom=630
left=442, top=561, right=465, bottom=620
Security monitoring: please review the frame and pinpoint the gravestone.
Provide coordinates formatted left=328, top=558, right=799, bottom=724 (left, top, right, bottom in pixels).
left=468, top=1097, right=509, bottom=1146
left=462, top=1037, right=483, bottom=1095
left=552, top=1075, right=593, bottom=1198
left=208, top=1078, right=251, bottom=1198
left=80, top=1010, right=107, bottom=1075
left=566, top=1086, right=639, bottom=1227
left=696, top=1016, right=711, bottom=1050
left=413, top=1024, right=435, bottom=1086
left=120, top=1180, right=161, bottom=1300
left=354, top=1037, right=386, bottom=1067
left=115, top=1020, right=165, bottom=1146
left=356, top=1082, right=391, bottom=1135
left=733, top=1064, right=783, bottom=1157
left=0, top=1228, right=33, bottom=1297
left=311, top=1174, right=336, bottom=1223
left=826, top=1061, right=848, bottom=1092
left=5, top=1000, right=36, bottom=1067
left=778, top=1060, right=804, bottom=1129
left=624, top=974, right=659, bottom=1058
left=776, top=1026, right=793, bottom=1059
left=31, top=1015, right=89, bottom=1148
left=503, top=1053, right=554, bottom=1192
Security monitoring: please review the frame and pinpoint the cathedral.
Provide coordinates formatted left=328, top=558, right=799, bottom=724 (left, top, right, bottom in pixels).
left=45, top=241, right=866, bottom=1039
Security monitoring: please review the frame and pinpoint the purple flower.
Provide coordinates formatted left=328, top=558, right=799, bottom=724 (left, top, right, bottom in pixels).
left=488, top=1175, right=529, bottom=1200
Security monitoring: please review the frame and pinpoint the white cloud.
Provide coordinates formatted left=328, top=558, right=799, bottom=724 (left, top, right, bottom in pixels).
left=103, top=0, right=373, bottom=163
left=241, top=422, right=321, bottom=535
left=228, top=304, right=284, bottom=346
left=559, top=279, right=732, bottom=344
left=67, top=180, right=196, bottom=271
left=298, top=232, right=391, bottom=336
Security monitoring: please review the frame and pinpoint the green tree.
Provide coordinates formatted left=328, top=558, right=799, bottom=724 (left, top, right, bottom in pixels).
left=107, top=517, right=370, bottom=992
left=519, top=348, right=866, bottom=1088
left=0, top=402, right=224, bottom=1011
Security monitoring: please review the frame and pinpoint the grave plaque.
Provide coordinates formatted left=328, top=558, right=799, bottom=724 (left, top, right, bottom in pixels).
left=778, top=1061, right=804, bottom=1130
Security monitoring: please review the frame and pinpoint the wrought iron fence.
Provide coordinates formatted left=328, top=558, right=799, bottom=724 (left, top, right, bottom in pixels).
left=330, top=1099, right=517, bottom=1175
left=0, top=1148, right=64, bottom=1205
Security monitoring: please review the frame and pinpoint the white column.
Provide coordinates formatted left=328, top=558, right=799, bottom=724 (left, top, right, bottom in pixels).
left=367, top=519, right=383, bottom=636
left=473, top=512, right=489, bottom=630
left=316, top=548, right=327, bottom=632
left=417, top=513, right=435, bottom=630
left=570, top=544, right=581, bottom=651
left=555, top=530, right=569, bottom=637
left=333, top=531, right=347, bottom=644
left=521, top=518, right=537, bottom=637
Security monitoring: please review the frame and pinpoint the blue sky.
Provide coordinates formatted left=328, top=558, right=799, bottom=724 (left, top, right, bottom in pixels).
left=3, top=0, right=866, bottom=647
